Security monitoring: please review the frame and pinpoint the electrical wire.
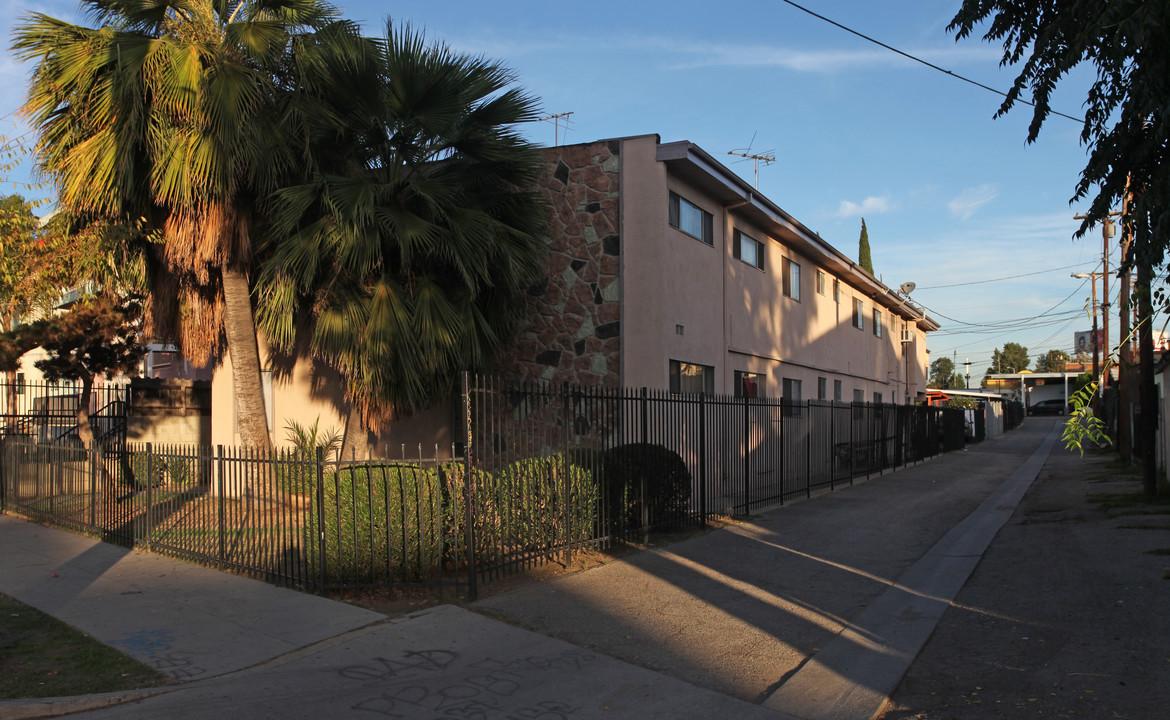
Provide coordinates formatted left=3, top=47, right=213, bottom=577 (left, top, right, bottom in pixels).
left=915, top=262, right=1096, bottom=290
left=776, top=0, right=1083, bottom=124
left=919, top=272, right=1092, bottom=330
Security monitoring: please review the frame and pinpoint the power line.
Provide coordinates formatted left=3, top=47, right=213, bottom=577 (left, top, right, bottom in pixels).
left=915, top=262, right=1096, bottom=290
left=776, top=0, right=1083, bottom=124
left=918, top=274, right=1089, bottom=330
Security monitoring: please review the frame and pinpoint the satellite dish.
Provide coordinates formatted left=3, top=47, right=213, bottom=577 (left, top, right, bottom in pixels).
left=899, top=282, right=916, bottom=296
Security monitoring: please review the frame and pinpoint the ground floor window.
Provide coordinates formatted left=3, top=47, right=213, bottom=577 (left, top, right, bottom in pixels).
left=670, top=360, right=714, bottom=395
left=735, top=370, right=766, bottom=398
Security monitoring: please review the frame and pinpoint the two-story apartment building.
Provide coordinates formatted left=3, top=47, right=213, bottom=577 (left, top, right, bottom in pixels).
left=496, top=134, right=938, bottom=404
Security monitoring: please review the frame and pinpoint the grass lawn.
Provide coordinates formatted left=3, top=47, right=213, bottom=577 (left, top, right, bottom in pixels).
left=0, top=593, right=171, bottom=699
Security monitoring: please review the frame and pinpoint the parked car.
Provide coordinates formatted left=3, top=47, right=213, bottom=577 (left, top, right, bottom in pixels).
left=1029, top=398, right=1068, bottom=416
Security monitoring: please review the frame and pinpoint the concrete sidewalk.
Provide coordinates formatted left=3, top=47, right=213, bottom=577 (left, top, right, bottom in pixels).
left=0, top=419, right=1061, bottom=719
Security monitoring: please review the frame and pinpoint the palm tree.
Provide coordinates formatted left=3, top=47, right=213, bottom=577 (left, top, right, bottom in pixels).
left=14, top=0, right=374, bottom=448
left=257, top=23, right=548, bottom=458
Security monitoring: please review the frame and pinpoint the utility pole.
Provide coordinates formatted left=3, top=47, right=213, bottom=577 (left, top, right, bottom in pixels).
left=1118, top=183, right=1133, bottom=461
left=964, top=358, right=971, bottom=389
left=1071, top=272, right=1101, bottom=390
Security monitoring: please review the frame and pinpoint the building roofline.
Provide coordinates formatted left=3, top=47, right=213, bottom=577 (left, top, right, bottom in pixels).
left=654, top=139, right=939, bottom=331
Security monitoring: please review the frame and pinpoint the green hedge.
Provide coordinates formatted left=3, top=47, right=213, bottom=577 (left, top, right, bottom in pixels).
left=303, top=464, right=443, bottom=586
left=303, top=454, right=598, bottom=586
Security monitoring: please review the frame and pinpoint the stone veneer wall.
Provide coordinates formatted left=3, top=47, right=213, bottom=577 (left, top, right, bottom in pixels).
left=494, top=140, right=621, bottom=387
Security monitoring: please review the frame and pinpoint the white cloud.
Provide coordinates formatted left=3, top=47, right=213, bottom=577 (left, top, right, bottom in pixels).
left=947, top=184, right=998, bottom=220
left=837, top=195, right=893, bottom=218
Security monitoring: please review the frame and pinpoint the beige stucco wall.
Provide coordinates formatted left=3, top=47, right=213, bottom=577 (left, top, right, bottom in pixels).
left=617, top=134, right=930, bottom=401
left=211, top=339, right=453, bottom=458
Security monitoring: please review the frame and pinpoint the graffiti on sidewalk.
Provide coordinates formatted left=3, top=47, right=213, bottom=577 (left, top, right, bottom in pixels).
left=113, top=628, right=208, bottom=680
left=340, top=649, right=594, bottom=719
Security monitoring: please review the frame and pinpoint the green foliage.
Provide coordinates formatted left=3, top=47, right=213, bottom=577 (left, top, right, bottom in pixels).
left=441, top=454, right=599, bottom=557
left=1036, top=349, right=1070, bottom=373
left=1063, top=380, right=1110, bottom=456
left=949, top=1, right=1170, bottom=270
left=928, top=357, right=953, bottom=388
left=303, top=453, right=598, bottom=585
left=306, top=464, right=446, bottom=585
left=24, top=295, right=145, bottom=384
left=988, top=342, right=1030, bottom=375
left=257, top=22, right=549, bottom=424
left=592, top=443, right=693, bottom=530
left=944, top=396, right=979, bottom=410
left=858, top=218, right=874, bottom=275
left=284, top=418, right=343, bottom=461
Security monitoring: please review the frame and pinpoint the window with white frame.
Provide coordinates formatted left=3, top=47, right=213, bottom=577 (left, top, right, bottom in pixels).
left=834, top=279, right=840, bottom=303
left=783, top=258, right=801, bottom=301
left=733, top=229, right=764, bottom=270
left=816, top=269, right=827, bottom=295
left=669, top=359, right=714, bottom=394
left=669, top=191, right=714, bottom=246
left=873, top=309, right=882, bottom=337
left=853, top=298, right=864, bottom=329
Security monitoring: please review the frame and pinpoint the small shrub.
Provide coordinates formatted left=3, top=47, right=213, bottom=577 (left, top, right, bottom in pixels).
left=440, top=454, right=598, bottom=562
left=304, top=463, right=445, bottom=586
left=598, top=443, right=692, bottom=531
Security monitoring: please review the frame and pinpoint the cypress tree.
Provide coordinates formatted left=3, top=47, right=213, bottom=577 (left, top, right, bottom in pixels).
left=859, top=218, right=874, bottom=274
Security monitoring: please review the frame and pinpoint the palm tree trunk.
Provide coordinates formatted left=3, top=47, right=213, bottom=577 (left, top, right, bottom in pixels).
left=340, top=403, right=370, bottom=462
left=222, top=268, right=272, bottom=449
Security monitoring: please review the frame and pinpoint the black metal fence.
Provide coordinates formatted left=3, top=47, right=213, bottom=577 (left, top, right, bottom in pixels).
left=2, top=374, right=969, bottom=600
left=0, top=380, right=129, bottom=445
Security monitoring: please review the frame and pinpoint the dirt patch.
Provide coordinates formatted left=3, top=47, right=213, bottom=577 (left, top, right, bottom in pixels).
left=878, top=449, right=1170, bottom=720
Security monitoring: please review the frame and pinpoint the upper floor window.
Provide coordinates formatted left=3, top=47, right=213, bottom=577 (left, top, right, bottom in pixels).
left=834, top=379, right=843, bottom=402
left=817, top=376, right=827, bottom=400
left=669, top=191, right=713, bottom=246
left=834, top=278, right=840, bottom=303
left=783, top=258, right=801, bottom=301
left=816, top=270, right=827, bottom=295
left=735, top=370, right=766, bottom=398
left=873, top=309, right=883, bottom=337
left=670, top=359, right=714, bottom=395
left=733, top=230, right=764, bottom=270
left=853, top=299, right=864, bottom=329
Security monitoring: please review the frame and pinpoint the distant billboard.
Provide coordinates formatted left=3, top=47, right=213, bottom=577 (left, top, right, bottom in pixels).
left=1075, top=330, right=1170, bottom=354
left=1073, top=330, right=1104, bottom=355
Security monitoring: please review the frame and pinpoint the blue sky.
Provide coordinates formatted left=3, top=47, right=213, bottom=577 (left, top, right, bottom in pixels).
left=1, top=0, right=1122, bottom=378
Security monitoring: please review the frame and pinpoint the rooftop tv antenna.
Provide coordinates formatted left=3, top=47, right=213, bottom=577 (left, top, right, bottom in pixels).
left=727, top=132, right=775, bottom=189
left=537, top=111, right=575, bottom=146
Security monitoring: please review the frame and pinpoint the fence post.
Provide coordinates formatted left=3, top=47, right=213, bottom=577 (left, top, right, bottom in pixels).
left=561, top=382, right=571, bottom=567
left=88, top=442, right=97, bottom=528
left=805, top=402, right=812, bottom=499
left=742, top=394, right=750, bottom=515
left=144, top=443, right=153, bottom=550
left=829, top=405, right=836, bottom=492
left=315, top=446, right=326, bottom=592
left=699, top=393, right=707, bottom=529
left=462, top=372, right=477, bottom=602
left=216, top=445, right=226, bottom=563
left=640, top=387, right=648, bottom=545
